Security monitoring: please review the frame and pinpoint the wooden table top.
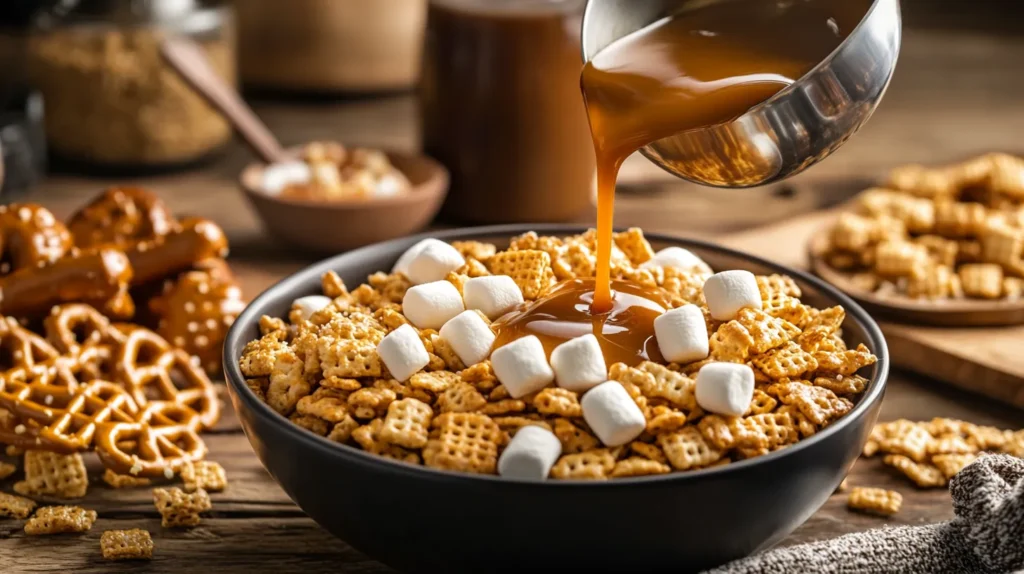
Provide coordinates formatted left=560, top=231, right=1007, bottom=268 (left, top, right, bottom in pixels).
left=5, top=15, right=1024, bottom=574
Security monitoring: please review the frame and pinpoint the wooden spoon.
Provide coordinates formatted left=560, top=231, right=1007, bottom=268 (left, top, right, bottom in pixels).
left=160, top=37, right=288, bottom=164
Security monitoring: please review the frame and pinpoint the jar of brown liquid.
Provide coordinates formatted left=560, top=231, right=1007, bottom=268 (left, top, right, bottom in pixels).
left=421, top=0, right=595, bottom=223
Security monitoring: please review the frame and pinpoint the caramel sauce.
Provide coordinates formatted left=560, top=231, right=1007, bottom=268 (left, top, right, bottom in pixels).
left=492, top=279, right=670, bottom=366
left=581, top=0, right=861, bottom=311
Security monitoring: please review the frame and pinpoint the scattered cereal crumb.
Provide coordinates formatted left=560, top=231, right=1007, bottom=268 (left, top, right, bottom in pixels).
left=153, top=487, right=211, bottom=528
left=24, top=506, right=98, bottom=535
left=848, top=487, right=902, bottom=516
left=101, top=529, right=154, bottom=560
left=0, top=491, right=37, bottom=519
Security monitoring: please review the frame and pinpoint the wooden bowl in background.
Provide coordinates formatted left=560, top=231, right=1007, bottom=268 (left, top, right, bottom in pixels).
left=239, top=151, right=448, bottom=253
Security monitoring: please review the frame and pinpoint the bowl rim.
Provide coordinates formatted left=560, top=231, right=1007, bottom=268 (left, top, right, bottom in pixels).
left=224, top=223, right=890, bottom=487
left=238, top=149, right=450, bottom=210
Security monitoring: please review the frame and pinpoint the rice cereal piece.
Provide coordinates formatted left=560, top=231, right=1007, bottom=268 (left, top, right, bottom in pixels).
left=102, top=469, right=152, bottom=489
left=451, top=240, right=497, bottom=262
left=629, top=442, right=668, bottom=464
left=24, top=506, right=98, bottom=535
left=741, top=411, right=802, bottom=450
left=746, top=389, right=778, bottom=415
left=756, top=274, right=802, bottom=300
left=848, top=487, right=902, bottom=516
left=958, top=263, right=1004, bottom=299
left=487, top=250, right=554, bottom=299
left=181, top=461, right=228, bottom=493
left=883, top=455, right=946, bottom=488
left=245, top=377, right=269, bottom=401
left=637, top=361, right=699, bottom=411
left=611, top=457, right=671, bottom=478
left=550, top=449, right=617, bottom=480
left=552, top=418, right=601, bottom=454
left=734, top=308, right=800, bottom=355
left=348, top=387, right=397, bottom=419
left=646, top=406, right=689, bottom=434
left=479, top=399, right=527, bottom=416
left=321, top=270, right=349, bottom=298
left=657, top=427, right=723, bottom=471
left=934, top=200, right=987, bottom=238
left=0, top=461, right=16, bottom=480
left=492, top=416, right=552, bottom=436
left=0, top=491, right=36, bottom=519
left=153, top=487, right=211, bottom=528
left=410, top=371, right=457, bottom=394
left=932, top=453, right=979, bottom=480
left=829, top=213, right=875, bottom=252
left=915, top=235, right=958, bottom=268
left=533, top=388, right=582, bottom=418
left=429, top=334, right=466, bottom=372
left=438, top=382, right=488, bottom=413
left=239, top=331, right=288, bottom=377
left=424, top=413, right=503, bottom=474
left=101, top=529, right=154, bottom=561
left=873, top=241, right=928, bottom=278
left=290, top=413, right=329, bottom=436
left=697, top=415, right=747, bottom=450
left=926, top=435, right=977, bottom=456
left=751, top=342, right=818, bottom=380
left=771, top=382, right=852, bottom=426
left=812, top=344, right=877, bottom=376
left=320, top=338, right=383, bottom=379
left=878, top=424, right=932, bottom=462
left=352, top=419, right=421, bottom=464
left=1005, top=278, right=1024, bottom=300
left=1001, top=430, right=1024, bottom=457
left=812, top=374, right=869, bottom=396
left=327, top=415, right=360, bottom=444
left=296, top=387, right=351, bottom=423
left=380, top=398, right=434, bottom=449
left=965, top=425, right=1010, bottom=451
left=14, top=451, right=89, bottom=499
left=613, top=228, right=655, bottom=265
left=266, top=350, right=310, bottom=415
left=709, top=321, right=756, bottom=362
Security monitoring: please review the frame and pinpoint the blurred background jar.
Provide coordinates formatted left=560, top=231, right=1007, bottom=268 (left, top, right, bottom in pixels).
left=233, top=0, right=426, bottom=94
left=25, top=0, right=236, bottom=171
left=421, top=0, right=595, bottom=223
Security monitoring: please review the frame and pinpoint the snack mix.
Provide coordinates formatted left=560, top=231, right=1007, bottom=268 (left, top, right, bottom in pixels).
left=260, top=141, right=412, bottom=202
left=240, top=228, right=879, bottom=480
left=819, top=153, right=1024, bottom=301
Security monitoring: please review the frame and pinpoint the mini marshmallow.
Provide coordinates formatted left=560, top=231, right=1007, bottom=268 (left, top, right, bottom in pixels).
left=703, top=270, right=762, bottom=321
left=376, top=324, right=431, bottom=382
left=581, top=381, right=647, bottom=447
left=695, top=362, right=755, bottom=417
left=497, top=425, right=562, bottom=480
left=291, top=295, right=333, bottom=322
left=641, top=246, right=711, bottom=273
left=392, top=238, right=447, bottom=276
left=406, top=241, right=466, bottom=285
left=261, top=161, right=311, bottom=195
left=653, top=304, right=709, bottom=363
left=549, top=334, right=607, bottom=393
left=490, top=335, right=554, bottom=398
left=439, top=310, right=496, bottom=366
left=463, top=275, right=524, bottom=319
left=402, top=281, right=465, bottom=330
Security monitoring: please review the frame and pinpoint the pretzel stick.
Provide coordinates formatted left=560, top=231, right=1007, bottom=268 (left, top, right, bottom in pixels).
left=0, top=248, right=133, bottom=317
left=127, top=218, right=228, bottom=286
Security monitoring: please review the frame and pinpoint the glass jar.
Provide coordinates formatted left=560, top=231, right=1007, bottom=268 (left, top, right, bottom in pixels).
left=26, top=0, right=237, bottom=170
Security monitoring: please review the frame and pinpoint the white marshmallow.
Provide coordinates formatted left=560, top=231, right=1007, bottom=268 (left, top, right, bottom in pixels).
left=376, top=324, right=431, bottom=382
left=490, top=335, right=554, bottom=398
left=290, top=295, right=333, bottom=322
left=641, top=247, right=711, bottom=273
left=695, top=362, right=755, bottom=417
left=261, top=161, right=312, bottom=195
left=402, top=281, right=465, bottom=330
left=406, top=241, right=466, bottom=285
left=392, top=238, right=447, bottom=277
left=463, top=275, right=524, bottom=319
left=549, top=334, right=607, bottom=393
left=653, top=304, right=709, bottom=363
left=703, top=270, right=762, bottom=321
left=497, top=425, right=562, bottom=480
left=439, top=311, right=496, bottom=366
left=581, top=381, right=647, bottom=447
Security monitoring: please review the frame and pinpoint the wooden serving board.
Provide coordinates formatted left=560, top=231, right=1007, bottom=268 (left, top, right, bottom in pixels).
left=716, top=210, right=1024, bottom=410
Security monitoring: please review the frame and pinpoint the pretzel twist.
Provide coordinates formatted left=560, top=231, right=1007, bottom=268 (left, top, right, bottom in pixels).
left=95, top=420, right=206, bottom=478
left=0, top=204, right=73, bottom=272
left=67, top=187, right=175, bottom=250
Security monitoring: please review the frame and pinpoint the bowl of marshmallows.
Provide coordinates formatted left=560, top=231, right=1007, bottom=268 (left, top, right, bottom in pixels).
left=223, top=224, right=888, bottom=574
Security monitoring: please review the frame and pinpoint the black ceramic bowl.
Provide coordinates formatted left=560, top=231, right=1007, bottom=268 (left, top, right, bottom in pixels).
left=223, top=225, right=890, bottom=574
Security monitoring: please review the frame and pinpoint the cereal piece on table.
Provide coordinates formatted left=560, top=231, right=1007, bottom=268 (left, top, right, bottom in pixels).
left=848, top=487, right=902, bottom=516
left=24, top=506, right=98, bottom=535
left=488, top=250, right=554, bottom=300
left=640, top=247, right=710, bottom=274
left=401, top=281, right=465, bottom=330
left=550, top=334, right=607, bottom=393
left=102, top=469, right=152, bottom=489
left=0, top=491, right=36, bottom=519
left=830, top=212, right=875, bottom=252
left=290, top=295, right=333, bottom=323
left=703, top=270, right=762, bottom=321
left=497, top=426, right=562, bottom=480
left=980, top=223, right=1023, bottom=267
left=550, top=449, right=617, bottom=480
left=934, top=200, right=987, bottom=238
left=153, top=487, right=211, bottom=528
left=491, top=335, right=554, bottom=398
left=646, top=406, right=688, bottom=434
left=637, top=362, right=698, bottom=410
left=709, top=321, right=756, bottom=362
left=438, top=311, right=495, bottom=367
left=772, top=382, right=852, bottom=426
left=812, top=374, right=869, bottom=396
left=0, top=461, right=16, bottom=480
left=812, top=344, right=877, bottom=377
left=1005, top=277, right=1024, bottom=300
left=406, top=240, right=466, bottom=285
left=424, top=413, right=503, bottom=474
left=959, top=263, right=1004, bottom=299
left=581, top=381, right=647, bottom=447
left=907, top=264, right=956, bottom=299
left=463, top=276, right=524, bottom=320
left=14, top=451, right=89, bottom=499
left=552, top=418, right=601, bottom=454
left=379, top=398, right=433, bottom=449
left=883, top=455, right=946, bottom=488
left=653, top=304, right=709, bottom=364
left=964, top=424, right=1010, bottom=451
left=181, top=461, right=227, bottom=493
left=932, top=453, right=978, bottom=480
left=694, top=362, right=754, bottom=417
left=915, top=235, right=958, bottom=268
left=375, top=324, right=431, bottom=382
left=533, top=388, right=582, bottom=418
left=926, top=435, right=976, bottom=456
left=101, top=529, right=154, bottom=561
left=611, top=457, right=671, bottom=478
left=438, top=382, right=488, bottom=413
left=751, top=342, right=818, bottom=380
left=658, top=427, right=723, bottom=471
left=878, top=424, right=932, bottom=462
left=1000, top=430, right=1024, bottom=457
left=873, top=240, right=928, bottom=277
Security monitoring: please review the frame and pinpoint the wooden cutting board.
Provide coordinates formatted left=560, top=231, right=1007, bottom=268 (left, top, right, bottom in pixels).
left=717, top=209, right=1024, bottom=410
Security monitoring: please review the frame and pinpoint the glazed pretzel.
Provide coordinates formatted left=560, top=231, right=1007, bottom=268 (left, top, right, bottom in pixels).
left=43, top=303, right=127, bottom=355
left=0, top=204, right=73, bottom=273
left=94, top=420, right=206, bottom=478
left=0, top=316, right=60, bottom=374
left=0, top=248, right=134, bottom=318
left=67, top=186, right=175, bottom=250
left=126, top=217, right=229, bottom=286
left=114, top=326, right=220, bottom=429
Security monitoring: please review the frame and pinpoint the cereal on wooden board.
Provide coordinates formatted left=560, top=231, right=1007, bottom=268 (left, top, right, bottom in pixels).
left=847, top=487, right=902, bottom=516
left=24, top=506, right=98, bottom=535
left=101, top=529, right=154, bottom=560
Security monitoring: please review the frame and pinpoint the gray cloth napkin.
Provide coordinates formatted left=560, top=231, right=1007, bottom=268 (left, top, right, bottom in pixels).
left=706, top=455, right=1024, bottom=574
